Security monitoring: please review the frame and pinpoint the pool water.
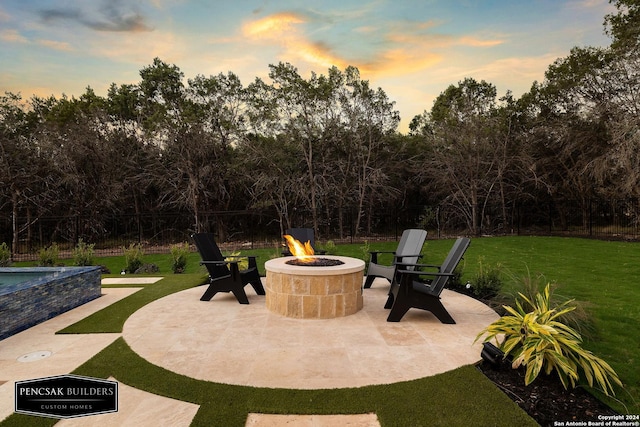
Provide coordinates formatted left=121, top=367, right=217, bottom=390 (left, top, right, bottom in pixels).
left=0, top=271, right=55, bottom=288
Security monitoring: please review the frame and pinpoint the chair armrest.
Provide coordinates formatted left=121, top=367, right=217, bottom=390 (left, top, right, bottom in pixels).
left=201, top=260, right=238, bottom=265
left=396, top=262, right=440, bottom=270
left=397, top=269, right=455, bottom=278
left=201, top=260, right=243, bottom=277
left=224, top=255, right=257, bottom=260
left=393, top=254, right=424, bottom=263
left=397, top=269, right=454, bottom=297
left=369, top=250, right=396, bottom=264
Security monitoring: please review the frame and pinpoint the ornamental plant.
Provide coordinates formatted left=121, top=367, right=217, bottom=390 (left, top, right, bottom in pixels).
left=38, top=243, right=59, bottom=266
left=0, top=242, right=11, bottom=266
left=360, top=241, right=371, bottom=268
left=321, top=240, right=337, bottom=255
left=170, top=242, right=189, bottom=273
left=224, top=251, right=248, bottom=271
left=73, top=238, right=95, bottom=266
left=476, top=283, right=622, bottom=397
left=470, top=257, right=503, bottom=299
left=123, top=243, right=144, bottom=273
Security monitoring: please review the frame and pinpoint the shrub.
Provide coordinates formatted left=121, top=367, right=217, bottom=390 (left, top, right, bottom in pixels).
left=38, top=243, right=59, bottom=267
left=360, top=241, right=371, bottom=266
left=0, top=242, right=11, bottom=266
left=321, top=240, right=337, bottom=255
left=417, top=206, right=437, bottom=229
left=470, top=257, right=503, bottom=299
left=170, top=242, right=190, bottom=273
left=123, top=243, right=144, bottom=273
left=476, top=284, right=622, bottom=397
left=445, top=265, right=464, bottom=290
left=72, top=239, right=95, bottom=266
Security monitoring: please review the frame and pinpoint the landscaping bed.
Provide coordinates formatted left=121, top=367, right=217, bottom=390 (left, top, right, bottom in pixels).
left=477, top=360, right=619, bottom=426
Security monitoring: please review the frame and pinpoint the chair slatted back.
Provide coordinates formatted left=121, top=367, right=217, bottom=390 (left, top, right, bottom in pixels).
left=429, top=237, right=470, bottom=296
left=395, top=229, right=428, bottom=268
left=192, top=233, right=231, bottom=278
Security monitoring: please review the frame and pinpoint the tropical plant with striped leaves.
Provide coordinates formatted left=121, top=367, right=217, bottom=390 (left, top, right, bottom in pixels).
left=476, top=284, right=622, bottom=397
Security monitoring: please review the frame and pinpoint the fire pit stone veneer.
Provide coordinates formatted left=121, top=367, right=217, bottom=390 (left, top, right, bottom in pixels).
left=265, top=256, right=364, bottom=319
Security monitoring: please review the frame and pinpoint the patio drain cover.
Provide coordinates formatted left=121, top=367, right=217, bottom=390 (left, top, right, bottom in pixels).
left=17, top=350, right=52, bottom=362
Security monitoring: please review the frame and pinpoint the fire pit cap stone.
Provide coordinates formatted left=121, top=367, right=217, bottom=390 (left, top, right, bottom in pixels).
left=265, top=256, right=364, bottom=276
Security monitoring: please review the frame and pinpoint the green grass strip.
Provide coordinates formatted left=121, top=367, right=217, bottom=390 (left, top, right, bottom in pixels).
left=67, top=338, right=535, bottom=427
left=57, top=274, right=207, bottom=334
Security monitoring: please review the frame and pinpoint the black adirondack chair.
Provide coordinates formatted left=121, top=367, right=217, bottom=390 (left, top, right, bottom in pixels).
left=282, top=228, right=326, bottom=256
left=385, top=237, right=470, bottom=323
left=192, top=233, right=265, bottom=304
left=363, top=229, right=427, bottom=289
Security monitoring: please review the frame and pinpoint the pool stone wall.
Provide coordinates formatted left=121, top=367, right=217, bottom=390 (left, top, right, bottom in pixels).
left=0, top=266, right=102, bottom=340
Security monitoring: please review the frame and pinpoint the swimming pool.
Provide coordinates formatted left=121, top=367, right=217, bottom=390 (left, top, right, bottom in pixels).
left=0, top=267, right=102, bottom=340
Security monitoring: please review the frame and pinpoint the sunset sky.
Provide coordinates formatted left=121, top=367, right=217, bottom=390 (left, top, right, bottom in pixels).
left=1, top=0, right=615, bottom=132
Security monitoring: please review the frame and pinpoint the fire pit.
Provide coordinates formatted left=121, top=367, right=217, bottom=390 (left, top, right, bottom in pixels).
left=285, top=257, right=344, bottom=267
left=264, top=256, right=364, bottom=319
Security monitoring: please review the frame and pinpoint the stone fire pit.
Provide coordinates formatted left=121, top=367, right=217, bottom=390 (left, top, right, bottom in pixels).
left=264, top=256, right=364, bottom=319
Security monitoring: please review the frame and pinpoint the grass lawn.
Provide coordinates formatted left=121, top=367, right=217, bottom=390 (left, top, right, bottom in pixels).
left=6, top=236, right=639, bottom=425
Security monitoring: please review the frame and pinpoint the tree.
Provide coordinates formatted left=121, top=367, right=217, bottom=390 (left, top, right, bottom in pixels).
left=416, top=78, right=509, bottom=235
left=34, top=90, right=127, bottom=242
left=155, top=70, right=253, bottom=235
left=605, top=0, right=640, bottom=50
left=587, top=49, right=640, bottom=200
left=0, top=93, right=46, bottom=253
left=257, top=62, right=338, bottom=235
left=106, top=82, right=162, bottom=216
left=333, top=66, right=400, bottom=236
left=241, top=134, right=303, bottom=235
left=138, top=58, right=185, bottom=136
left=245, top=64, right=400, bottom=237
left=524, top=43, right=640, bottom=228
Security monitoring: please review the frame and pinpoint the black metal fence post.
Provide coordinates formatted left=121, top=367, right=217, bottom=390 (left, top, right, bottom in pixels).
left=589, top=199, right=593, bottom=237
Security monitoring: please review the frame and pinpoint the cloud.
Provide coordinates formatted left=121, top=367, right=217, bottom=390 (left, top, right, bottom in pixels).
left=88, top=30, right=182, bottom=65
left=240, top=10, right=506, bottom=82
left=242, top=12, right=347, bottom=68
left=433, top=53, right=561, bottom=96
left=0, top=7, right=9, bottom=22
left=39, top=0, right=153, bottom=33
left=568, top=0, right=609, bottom=9
left=242, top=12, right=307, bottom=39
left=36, top=39, right=74, bottom=52
left=458, top=36, right=504, bottom=47
left=360, top=22, right=502, bottom=77
left=0, top=29, right=28, bottom=43
left=241, top=12, right=443, bottom=76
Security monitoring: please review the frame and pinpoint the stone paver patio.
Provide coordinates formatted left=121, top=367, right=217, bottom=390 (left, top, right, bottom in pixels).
left=0, top=276, right=498, bottom=426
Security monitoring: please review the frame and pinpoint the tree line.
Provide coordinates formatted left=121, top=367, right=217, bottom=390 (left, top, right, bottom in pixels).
left=1, top=1, right=638, bottom=251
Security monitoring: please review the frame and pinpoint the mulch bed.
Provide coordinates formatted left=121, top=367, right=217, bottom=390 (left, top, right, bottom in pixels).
left=477, top=360, right=619, bottom=426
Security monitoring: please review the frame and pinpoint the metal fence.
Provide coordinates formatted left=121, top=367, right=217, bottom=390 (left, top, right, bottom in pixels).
left=511, top=198, right=640, bottom=239
left=2, top=199, right=639, bottom=261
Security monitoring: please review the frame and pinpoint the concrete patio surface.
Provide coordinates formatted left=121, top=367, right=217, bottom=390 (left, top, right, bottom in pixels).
left=0, top=276, right=499, bottom=426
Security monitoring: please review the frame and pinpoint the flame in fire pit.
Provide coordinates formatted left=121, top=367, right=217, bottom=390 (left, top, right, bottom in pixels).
left=283, top=235, right=345, bottom=267
left=283, top=234, right=314, bottom=262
